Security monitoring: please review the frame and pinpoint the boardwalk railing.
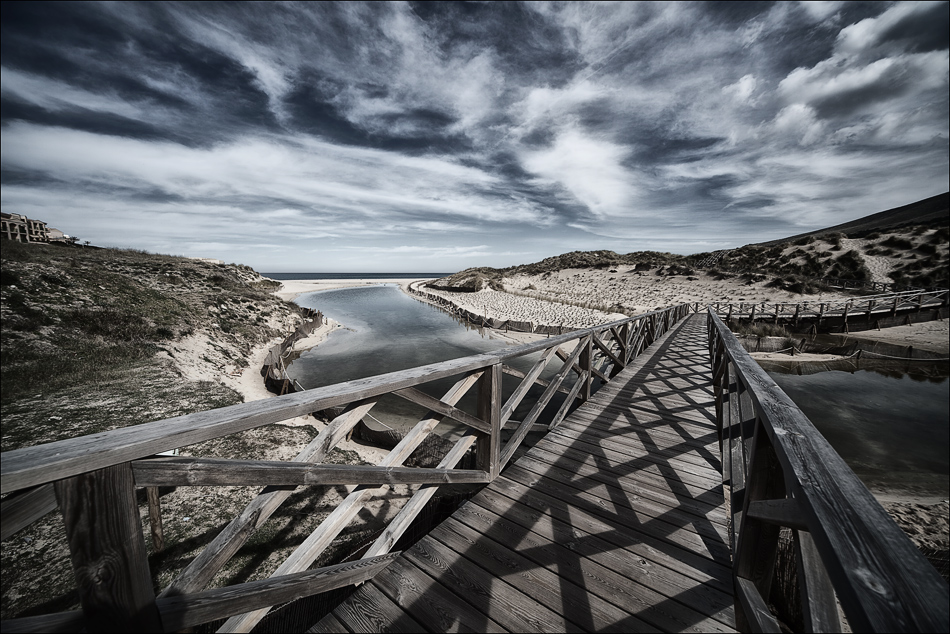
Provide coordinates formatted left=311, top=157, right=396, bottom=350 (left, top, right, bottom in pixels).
left=710, top=288, right=948, bottom=331
left=0, top=304, right=693, bottom=633
left=708, top=307, right=949, bottom=632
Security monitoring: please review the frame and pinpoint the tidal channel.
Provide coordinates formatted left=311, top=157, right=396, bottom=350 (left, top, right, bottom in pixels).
left=763, top=360, right=950, bottom=496
left=286, top=284, right=571, bottom=442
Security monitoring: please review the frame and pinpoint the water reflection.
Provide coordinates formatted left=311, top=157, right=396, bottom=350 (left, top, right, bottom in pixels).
left=286, top=285, right=570, bottom=441
left=765, top=361, right=950, bottom=496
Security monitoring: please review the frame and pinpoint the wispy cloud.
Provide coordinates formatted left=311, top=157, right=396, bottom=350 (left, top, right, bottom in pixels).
left=1, top=2, right=946, bottom=271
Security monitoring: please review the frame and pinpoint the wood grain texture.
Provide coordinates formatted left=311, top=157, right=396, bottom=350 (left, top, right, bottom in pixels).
left=54, top=463, right=162, bottom=632
left=709, top=308, right=950, bottom=633
left=156, top=553, right=398, bottom=630
left=0, top=483, right=57, bottom=542
left=131, top=457, right=490, bottom=487
left=321, top=314, right=737, bottom=634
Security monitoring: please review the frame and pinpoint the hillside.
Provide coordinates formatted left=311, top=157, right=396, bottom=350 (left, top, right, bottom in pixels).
left=755, top=192, right=949, bottom=246
left=0, top=241, right=304, bottom=450
left=432, top=194, right=949, bottom=298
left=0, top=242, right=374, bottom=620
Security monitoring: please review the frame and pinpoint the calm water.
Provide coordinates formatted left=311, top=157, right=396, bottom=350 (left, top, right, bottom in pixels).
left=262, top=272, right=450, bottom=280
left=287, top=285, right=568, bottom=439
left=767, top=366, right=950, bottom=495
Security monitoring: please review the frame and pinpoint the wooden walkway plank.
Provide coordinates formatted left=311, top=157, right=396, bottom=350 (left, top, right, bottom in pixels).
left=483, top=474, right=733, bottom=591
left=319, top=314, right=735, bottom=632
left=519, top=446, right=727, bottom=524
left=464, top=487, right=735, bottom=619
left=400, top=532, right=585, bottom=633
left=370, top=557, right=507, bottom=633
left=511, top=450, right=728, bottom=528
left=541, top=426, right=723, bottom=478
left=452, top=501, right=735, bottom=632
left=431, top=517, right=657, bottom=633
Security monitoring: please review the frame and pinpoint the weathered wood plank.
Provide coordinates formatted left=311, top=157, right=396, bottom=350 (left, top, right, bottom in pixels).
left=519, top=446, right=728, bottom=525
left=369, top=556, right=507, bottom=632
left=0, top=483, right=57, bottom=542
left=332, top=582, right=425, bottom=633
left=131, top=457, right=489, bottom=487
left=402, top=527, right=585, bottom=633
left=482, top=475, right=733, bottom=592
left=433, top=517, right=659, bottom=633
left=393, top=386, right=490, bottom=434
left=475, top=363, right=502, bottom=480
left=160, top=400, right=379, bottom=598
left=363, top=433, right=478, bottom=559
left=307, top=612, right=347, bottom=633
left=452, top=501, right=735, bottom=632
left=54, top=463, right=162, bottom=632
left=219, top=372, right=482, bottom=632
left=467, top=486, right=735, bottom=619
left=156, top=553, right=399, bottom=631
left=500, top=345, right=558, bottom=425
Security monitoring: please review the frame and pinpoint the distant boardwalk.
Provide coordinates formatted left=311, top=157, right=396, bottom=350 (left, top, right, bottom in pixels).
left=315, top=314, right=735, bottom=632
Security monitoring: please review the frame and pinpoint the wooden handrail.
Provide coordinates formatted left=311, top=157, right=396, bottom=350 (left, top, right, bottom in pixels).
left=1, top=306, right=689, bottom=495
left=2, top=303, right=695, bottom=633
left=707, top=307, right=949, bottom=632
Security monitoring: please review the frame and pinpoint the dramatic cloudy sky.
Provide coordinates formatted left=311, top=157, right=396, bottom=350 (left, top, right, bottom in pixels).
left=2, top=2, right=948, bottom=272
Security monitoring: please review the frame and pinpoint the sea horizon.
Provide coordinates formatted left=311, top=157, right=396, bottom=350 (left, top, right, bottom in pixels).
left=261, top=272, right=452, bottom=280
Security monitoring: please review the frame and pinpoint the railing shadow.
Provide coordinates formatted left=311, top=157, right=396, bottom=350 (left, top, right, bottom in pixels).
left=386, top=315, right=736, bottom=632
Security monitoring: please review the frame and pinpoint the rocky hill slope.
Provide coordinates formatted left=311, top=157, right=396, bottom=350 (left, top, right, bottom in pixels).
left=1, top=241, right=302, bottom=450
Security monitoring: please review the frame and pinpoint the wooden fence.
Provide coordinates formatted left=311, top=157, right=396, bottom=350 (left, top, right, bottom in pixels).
left=0, top=304, right=693, bottom=633
left=708, top=308, right=949, bottom=632
left=710, top=288, right=948, bottom=333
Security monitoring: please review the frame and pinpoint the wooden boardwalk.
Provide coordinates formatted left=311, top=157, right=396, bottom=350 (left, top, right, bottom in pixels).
left=313, top=314, right=735, bottom=633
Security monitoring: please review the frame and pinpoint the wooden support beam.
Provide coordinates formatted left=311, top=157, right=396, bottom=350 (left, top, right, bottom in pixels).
left=735, top=577, right=782, bottom=633
left=393, top=386, right=491, bottom=434
left=54, top=463, right=162, bottom=632
left=746, top=498, right=808, bottom=531
left=160, top=400, right=378, bottom=598
left=146, top=486, right=164, bottom=552
left=499, top=335, right=584, bottom=470
left=500, top=346, right=557, bottom=425
left=795, top=530, right=841, bottom=633
left=476, top=364, right=503, bottom=480
left=363, top=435, right=478, bottom=559
left=500, top=364, right=571, bottom=396
left=218, top=372, right=481, bottom=632
left=579, top=335, right=592, bottom=402
left=132, top=457, right=490, bottom=487
left=1, top=483, right=57, bottom=542
left=592, top=332, right=624, bottom=370
left=158, top=553, right=399, bottom=631
left=549, top=371, right=586, bottom=431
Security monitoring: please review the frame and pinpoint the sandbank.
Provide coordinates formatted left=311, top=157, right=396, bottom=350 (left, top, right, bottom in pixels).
left=273, top=277, right=438, bottom=302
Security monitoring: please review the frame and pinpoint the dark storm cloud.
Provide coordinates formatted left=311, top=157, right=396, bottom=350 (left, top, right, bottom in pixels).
left=1, top=2, right=947, bottom=271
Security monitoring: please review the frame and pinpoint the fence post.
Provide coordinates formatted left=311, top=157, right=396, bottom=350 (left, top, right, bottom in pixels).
left=55, top=463, right=163, bottom=632
left=579, top=335, right=593, bottom=403
left=476, top=363, right=502, bottom=480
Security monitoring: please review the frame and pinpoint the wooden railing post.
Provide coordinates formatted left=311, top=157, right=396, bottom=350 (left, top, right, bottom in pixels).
left=579, top=335, right=592, bottom=403
left=55, top=463, right=163, bottom=632
left=476, top=363, right=502, bottom=480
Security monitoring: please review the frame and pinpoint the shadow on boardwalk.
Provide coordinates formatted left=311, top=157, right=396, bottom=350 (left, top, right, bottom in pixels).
left=316, top=315, right=736, bottom=633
